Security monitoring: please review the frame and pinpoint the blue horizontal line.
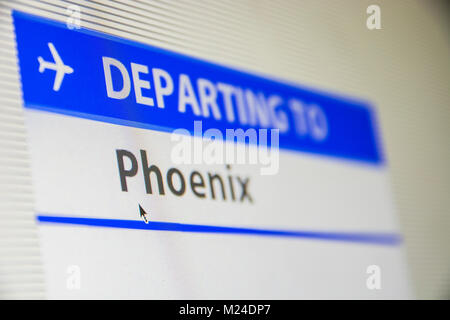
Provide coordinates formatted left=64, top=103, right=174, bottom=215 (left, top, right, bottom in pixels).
left=37, top=215, right=401, bottom=246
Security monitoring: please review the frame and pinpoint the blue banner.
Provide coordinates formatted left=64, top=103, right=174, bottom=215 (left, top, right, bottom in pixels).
left=13, top=11, right=382, bottom=164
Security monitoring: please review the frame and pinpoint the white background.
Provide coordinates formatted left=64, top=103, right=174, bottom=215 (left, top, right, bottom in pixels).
left=27, top=109, right=410, bottom=299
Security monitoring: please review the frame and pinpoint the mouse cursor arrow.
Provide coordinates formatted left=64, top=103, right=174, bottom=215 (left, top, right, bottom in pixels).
left=139, top=204, right=149, bottom=224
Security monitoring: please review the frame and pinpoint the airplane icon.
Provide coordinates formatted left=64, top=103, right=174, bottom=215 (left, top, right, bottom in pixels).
left=37, top=42, right=74, bottom=92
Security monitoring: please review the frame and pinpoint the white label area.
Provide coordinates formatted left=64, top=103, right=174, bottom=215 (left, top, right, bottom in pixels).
left=26, top=109, right=410, bottom=299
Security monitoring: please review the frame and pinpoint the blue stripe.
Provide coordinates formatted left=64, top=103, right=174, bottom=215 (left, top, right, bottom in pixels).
left=13, top=11, right=383, bottom=164
left=37, top=215, right=401, bottom=246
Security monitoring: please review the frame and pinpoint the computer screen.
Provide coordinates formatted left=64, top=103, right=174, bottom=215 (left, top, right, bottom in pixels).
left=0, top=0, right=449, bottom=300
